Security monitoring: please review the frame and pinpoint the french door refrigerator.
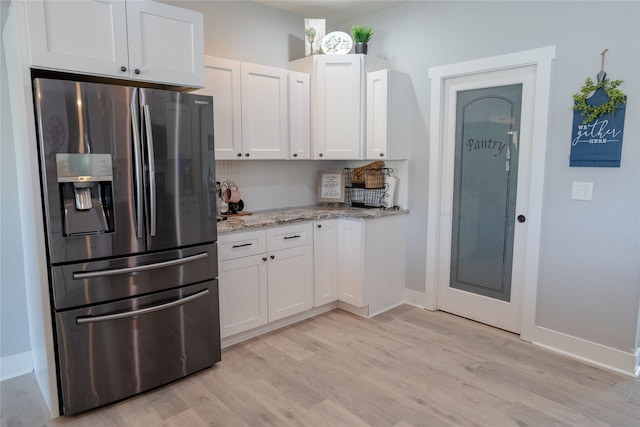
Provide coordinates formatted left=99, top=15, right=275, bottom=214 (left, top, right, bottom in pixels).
left=33, top=77, right=220, bottom=415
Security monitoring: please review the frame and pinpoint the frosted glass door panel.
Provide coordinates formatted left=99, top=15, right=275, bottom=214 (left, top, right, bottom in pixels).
left=450, top=84, right=522, bottom=302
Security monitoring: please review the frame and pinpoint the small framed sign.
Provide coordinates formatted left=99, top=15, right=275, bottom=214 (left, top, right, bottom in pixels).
left=317, top=170, right=345, bottom=203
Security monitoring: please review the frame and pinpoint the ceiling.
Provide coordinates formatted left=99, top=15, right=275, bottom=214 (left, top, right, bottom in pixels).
left=255, top=1, right=408, bottom=26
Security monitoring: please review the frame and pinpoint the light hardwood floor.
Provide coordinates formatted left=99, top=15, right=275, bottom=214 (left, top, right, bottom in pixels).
left=2, top=305, right=639, bottom=426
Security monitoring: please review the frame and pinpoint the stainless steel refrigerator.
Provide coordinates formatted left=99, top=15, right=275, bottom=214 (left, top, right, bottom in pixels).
left=33, top=77, right=220, bottom=415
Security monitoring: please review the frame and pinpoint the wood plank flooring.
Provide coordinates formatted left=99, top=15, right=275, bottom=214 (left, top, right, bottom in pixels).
left=2, top=305, right=639, bottom=426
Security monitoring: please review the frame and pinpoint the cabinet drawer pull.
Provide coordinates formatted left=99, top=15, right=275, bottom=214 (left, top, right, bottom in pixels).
left=232, top=242, right=253, bottom=249
left=284, top=235, right=301, bottom=240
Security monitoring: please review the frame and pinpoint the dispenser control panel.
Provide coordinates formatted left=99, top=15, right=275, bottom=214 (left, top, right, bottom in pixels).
left=56, top=153, right=113, bottom=183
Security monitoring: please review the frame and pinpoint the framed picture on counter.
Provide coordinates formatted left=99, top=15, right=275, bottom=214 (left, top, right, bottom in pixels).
left=317, top=170, right=345, bottom=203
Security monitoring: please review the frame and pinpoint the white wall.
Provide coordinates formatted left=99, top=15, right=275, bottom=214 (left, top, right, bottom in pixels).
left=0, top=0, right=32, bottom=380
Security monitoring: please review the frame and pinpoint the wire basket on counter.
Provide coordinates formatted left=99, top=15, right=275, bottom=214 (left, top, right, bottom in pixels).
left=343, top=167, right=393, bottom=208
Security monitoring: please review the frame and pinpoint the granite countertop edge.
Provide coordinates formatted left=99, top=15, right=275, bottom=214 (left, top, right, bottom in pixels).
left=217, top=205, right=409, bottom=234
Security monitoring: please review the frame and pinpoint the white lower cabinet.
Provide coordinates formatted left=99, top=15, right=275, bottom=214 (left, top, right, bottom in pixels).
left=218, top=215, right=406, bottom=339
left=313, top=220, right=339, bottom=306
left=337, top=219, right=365, bottom=307
left=218, top=223, right=313, bottom=338
left=267, top=245, right=313, bottom=321
left=219, top=254, right=268, bottom=338
left=337, top=215, right=407, bottom=316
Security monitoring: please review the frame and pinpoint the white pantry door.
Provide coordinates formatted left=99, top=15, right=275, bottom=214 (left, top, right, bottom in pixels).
left=437, top=66, right=536, bottom=334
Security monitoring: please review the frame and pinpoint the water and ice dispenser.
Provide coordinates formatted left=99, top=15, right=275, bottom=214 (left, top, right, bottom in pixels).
left=56, top=153, right=114, bottom=236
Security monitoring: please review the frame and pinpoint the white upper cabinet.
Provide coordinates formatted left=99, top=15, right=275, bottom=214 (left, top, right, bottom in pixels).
left=199, top=57, right=290, bottom=160
left=197, top=57, right=243, bottom=160
left=366, top=69, right=389, bottom=159
left=288, top=54, right=393, bottom=160
left=313, top=55, right=362, bottom=159
left=125, top=1, right=204, bottom=87
left=288, top=71, right=311, bottom=159
left=241, top=62, right=289, bottom=160
left=289, top=55, right=363, bottom=159
left=366, top=69, right=409, bottom=160
left=25, top=0, right=204, bottom=88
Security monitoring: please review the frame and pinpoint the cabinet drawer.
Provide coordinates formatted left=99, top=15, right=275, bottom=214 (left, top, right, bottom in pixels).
left=267, top=222, right=313, bottom=252
left=267, top=223, right=313, bottom=251
left=218, top=230, right=266, bottom=261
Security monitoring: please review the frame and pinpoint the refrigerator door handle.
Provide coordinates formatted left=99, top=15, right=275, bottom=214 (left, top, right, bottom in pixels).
left=131, top=103, right=143, bottom=238
left=76, top=289, right=209, bottom=324
left=143, top=104, right=157, bottom=236
left=73, top=252, right=208, bottom=279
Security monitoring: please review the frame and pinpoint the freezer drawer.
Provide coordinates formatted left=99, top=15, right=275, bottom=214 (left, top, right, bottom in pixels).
left=51, top=243, right=217, bottom=310
left=54, top=280, right=221, bottom=415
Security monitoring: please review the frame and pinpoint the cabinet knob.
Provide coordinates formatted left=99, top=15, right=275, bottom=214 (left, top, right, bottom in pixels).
left=120, top=66, right=127, bottom=72
left=237, top=153, right=242, bottom=157
left=134, top=68, right=141, bottom=75
left=245, top=153, right=250, bottom=157
left=293, top=153, right=298, bottom=158
left=262, top=257, right=267, bottom=262
left=317, top=224, right=322, bottom=228
left=380, top=153, right=384, bottom=157
left=318, top=153, right=323, bottom=158
left=270, top=255, right=275, bottom=260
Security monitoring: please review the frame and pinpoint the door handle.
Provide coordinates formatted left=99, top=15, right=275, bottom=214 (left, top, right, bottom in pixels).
left=131, top=102, right=143, bottom=238
left=73, top=252, right=208, bottom=279
left=143, top=104, right=157, bottom=236
left=76, top=289, right=209, bottom=324
left=517, top=215, right=526, bottom=223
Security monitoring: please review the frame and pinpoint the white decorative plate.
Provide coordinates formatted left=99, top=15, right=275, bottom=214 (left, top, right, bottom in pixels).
left=321, top=31, right=353, bottom=55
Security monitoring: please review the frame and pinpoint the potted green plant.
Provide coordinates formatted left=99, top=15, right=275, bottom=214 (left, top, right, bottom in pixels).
left=351, top=25, right=373, bottom=54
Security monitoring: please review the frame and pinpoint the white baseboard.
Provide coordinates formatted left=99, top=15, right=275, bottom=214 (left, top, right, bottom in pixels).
left=526, top=325, right=639, bottom=378
left=0, top=351, right=33, bottom=381
left=404, top=289, right=431, bottom=310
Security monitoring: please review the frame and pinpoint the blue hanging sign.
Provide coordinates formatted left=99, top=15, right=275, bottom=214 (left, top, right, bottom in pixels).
left=570, top=82, right=627, bottom=167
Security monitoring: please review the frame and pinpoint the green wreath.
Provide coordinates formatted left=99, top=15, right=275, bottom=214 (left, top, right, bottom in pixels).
left=573, top=77, right=626, bottom=124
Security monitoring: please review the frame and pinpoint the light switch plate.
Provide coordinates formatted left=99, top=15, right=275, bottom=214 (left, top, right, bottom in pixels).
left=571, top=181, right=593, bottom=201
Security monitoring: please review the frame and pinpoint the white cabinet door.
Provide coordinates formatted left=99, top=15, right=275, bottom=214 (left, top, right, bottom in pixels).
left=337, top=219, right=364, bottom=307
left=366, top=69, right=389, bottom=159
left=315, top=55, right=362, bottom=159
left=313, top=220, right=338, bottom=306
left=198, top=57, right=243, bottom=160
left=366, top=70, right=409, bottom=160
left=288, top=71, right=311, bottom=159
left=267, top=246, right=314, bottom=322
left=25, top=0, right=203, bottom=87
left=25, top=0, right=129, bottom=78
left=125, top=0, right=204, bottom=87
left=241, top=62, right=289, bottom=159
left=219, top=254, right=268, bottom=338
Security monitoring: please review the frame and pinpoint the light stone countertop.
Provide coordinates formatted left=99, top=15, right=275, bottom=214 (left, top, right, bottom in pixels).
left=217, top=205, right=409, bottom=234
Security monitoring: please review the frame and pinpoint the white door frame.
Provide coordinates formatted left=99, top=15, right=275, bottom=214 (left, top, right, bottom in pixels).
left=425, top=46, right=556, bottom=342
